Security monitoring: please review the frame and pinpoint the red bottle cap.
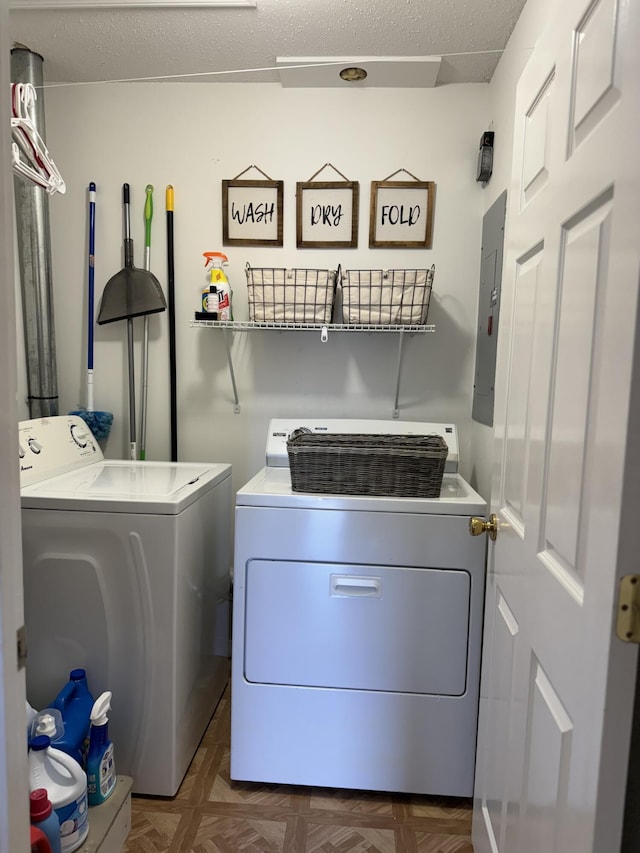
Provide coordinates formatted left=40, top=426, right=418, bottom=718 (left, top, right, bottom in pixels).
left=29, top=788, right=52, bottom=821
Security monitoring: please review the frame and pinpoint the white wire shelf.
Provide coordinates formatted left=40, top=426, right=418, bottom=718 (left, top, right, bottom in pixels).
left=190, top=319, right=435, bottom=417
left=190, top=320, right=435, bottom=332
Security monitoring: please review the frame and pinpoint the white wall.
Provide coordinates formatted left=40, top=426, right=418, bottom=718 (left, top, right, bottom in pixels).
left=469, top=0, right=557, bottom=502
left=34, top=82, right=489, bottom=492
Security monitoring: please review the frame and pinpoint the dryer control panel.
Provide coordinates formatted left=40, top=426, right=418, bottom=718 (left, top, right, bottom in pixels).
left=19, top=416, right=103, bottom=487
left=265, top=418, right=459, bottom=472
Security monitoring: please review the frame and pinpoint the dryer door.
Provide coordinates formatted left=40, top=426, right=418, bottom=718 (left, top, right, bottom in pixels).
left=244, top=560, right=471, bottom=695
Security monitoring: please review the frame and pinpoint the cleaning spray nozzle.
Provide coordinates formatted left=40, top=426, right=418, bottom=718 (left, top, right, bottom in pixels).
left=90, top=691, right=112, bottom=727
left=203, top=251, right=229, bottom=268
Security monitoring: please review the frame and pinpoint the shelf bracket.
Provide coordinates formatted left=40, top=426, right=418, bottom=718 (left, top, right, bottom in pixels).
left=222, top=327, right=241, bottom=413
left=392, top=328, right=406, bottom=418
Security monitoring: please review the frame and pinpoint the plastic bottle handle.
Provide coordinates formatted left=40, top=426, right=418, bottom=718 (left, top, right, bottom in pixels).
left=46, top=743, right=86, bottom=781
left=53, top=680, right=75, bottom=711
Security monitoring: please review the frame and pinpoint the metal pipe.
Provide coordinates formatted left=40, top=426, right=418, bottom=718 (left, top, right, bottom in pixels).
left=11, top=46, right=58, bottom=418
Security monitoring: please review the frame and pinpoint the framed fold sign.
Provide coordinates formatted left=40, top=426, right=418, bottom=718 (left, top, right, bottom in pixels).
left=296, top=166, right=359, bottom=248
left=369, top=178, right=435, bottom=249
left=222, top=174, right=284, bottom=247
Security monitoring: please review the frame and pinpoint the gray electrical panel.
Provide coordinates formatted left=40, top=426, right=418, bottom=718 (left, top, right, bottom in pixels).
left=472, top=190, right=507, bottom=427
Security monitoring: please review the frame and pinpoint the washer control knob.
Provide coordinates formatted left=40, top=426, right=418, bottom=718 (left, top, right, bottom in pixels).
left=70, top=424, right=88, bottom=448
left=19, top=443, right=25, bottom=459
left=28, top=438, right=42, bottom=454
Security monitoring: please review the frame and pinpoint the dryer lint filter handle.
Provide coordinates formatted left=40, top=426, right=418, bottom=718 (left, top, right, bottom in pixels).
left=265, top=418, right=459, bottom=473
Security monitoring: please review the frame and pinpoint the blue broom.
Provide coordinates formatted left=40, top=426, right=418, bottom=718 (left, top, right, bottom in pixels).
left=70, top=182, right=113, bottom=441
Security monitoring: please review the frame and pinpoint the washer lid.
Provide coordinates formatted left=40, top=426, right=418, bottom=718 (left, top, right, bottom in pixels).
left=21, top=460, right=231, bottom=514
left=236, top=467, right=486, bottom=515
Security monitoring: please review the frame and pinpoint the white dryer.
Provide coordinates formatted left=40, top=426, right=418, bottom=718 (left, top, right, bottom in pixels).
left=231, top=418, right=487, bottom=797
left=20, top=415, right=232, bottom=797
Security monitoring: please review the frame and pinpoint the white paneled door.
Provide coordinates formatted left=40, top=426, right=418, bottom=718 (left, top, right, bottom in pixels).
left=473, top=0, right=640, bottom=851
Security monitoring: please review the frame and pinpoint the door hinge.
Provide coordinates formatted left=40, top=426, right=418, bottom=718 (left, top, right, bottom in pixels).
left=16, top=625, right=27, bottom=670
left=616, top=575, right=640, bottom=643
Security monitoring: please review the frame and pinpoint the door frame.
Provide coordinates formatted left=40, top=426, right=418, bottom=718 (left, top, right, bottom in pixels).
left=0, top=0, right=30, bottom=848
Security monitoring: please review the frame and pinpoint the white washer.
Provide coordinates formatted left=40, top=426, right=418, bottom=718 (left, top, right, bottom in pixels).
left=231, top=418, right=487, bottom=797
left=20, top=415, right=232, bottom=797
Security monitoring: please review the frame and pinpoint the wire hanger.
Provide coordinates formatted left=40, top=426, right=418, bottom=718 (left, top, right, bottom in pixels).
left=10, top=83, right=66, bottom=195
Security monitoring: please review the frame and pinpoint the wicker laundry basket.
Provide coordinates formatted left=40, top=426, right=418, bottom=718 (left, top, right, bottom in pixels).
left=340, top=266, right=435, bottom=325
left=245, top=264, right=337, bottom=323
left=287, top=429, right=448, bottom=498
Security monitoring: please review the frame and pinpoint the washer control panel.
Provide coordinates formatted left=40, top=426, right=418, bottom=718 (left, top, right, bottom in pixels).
left=19, top=416, right=104, bottom=487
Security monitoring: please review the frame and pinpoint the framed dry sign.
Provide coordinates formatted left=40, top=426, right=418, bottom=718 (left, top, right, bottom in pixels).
left=296, top=165, right=359, bottom=248
left=222, top=170, right=284, bottom=247
left=369, top=176, right=435, bottom=249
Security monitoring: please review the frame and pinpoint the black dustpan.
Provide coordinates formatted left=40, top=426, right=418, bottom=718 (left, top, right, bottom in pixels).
left=97, top=183, right=166, bottom=459
left=97, top=183, right=166, bottom=325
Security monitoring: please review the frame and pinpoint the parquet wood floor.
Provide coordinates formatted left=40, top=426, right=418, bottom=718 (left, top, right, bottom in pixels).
left=123, top=685, right=474, bottom=853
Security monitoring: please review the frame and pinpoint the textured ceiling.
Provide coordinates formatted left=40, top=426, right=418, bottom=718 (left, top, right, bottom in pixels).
left=9, top=0, right=528, bottom=86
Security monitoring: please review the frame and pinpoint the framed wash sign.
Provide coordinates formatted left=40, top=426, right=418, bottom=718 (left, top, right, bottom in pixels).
left=369, top=172, right=435, bottom=249
left=222, top=167, right=283, bottom=247
left=296, top=164, right=359, bottom=248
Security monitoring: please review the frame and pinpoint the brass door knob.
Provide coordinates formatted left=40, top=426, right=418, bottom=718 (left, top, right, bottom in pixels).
left=469, top=513, right=498, bottom=541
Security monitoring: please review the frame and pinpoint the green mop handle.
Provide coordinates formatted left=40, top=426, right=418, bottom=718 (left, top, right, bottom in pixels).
left=144, top=185, right=153, bottom=271
left=139, top=184, right=154, bottom=460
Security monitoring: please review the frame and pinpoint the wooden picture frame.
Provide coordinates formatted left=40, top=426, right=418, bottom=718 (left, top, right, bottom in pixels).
left=296, top=181, right=359, bottom=248
left=222, top=179, right=283, bottom=247
left=369, top=180, right=435, bottom=248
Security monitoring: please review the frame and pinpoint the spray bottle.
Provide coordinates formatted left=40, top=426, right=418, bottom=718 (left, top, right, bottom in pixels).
left=85, top=692, right=116, bottom=806
left=203, top=252, right=233, bottom=320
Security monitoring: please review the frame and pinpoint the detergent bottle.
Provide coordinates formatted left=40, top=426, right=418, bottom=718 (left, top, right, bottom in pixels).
left=28, top=735, right=89, bottom=853
left=86, top=692, right=116, bottom=806
left=48, top=669, right=94, bottom=767
left=203, top=252, right=232, bottom=320
left=30, top=788, right=62, bottom=853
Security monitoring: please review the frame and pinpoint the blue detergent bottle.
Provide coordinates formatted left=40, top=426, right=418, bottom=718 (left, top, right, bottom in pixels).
left=49, top=669, right=95, bottom=767
left=86, top=692, right=116, bottom=806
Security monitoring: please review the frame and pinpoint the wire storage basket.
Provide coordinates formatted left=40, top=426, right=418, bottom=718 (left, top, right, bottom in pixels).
left=287, top=429, right=448, bottom=498
left=245, top=264, right=338, bottom=323
left=340, top=265, right=435, bottom=325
